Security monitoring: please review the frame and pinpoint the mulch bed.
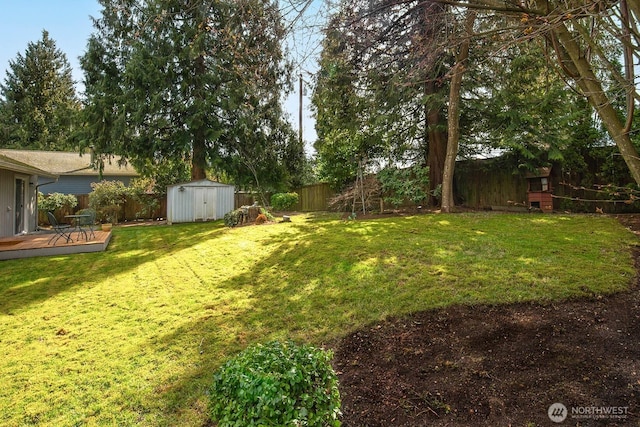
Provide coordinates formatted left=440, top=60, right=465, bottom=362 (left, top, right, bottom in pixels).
left=332, top=214, right=640, bottom=426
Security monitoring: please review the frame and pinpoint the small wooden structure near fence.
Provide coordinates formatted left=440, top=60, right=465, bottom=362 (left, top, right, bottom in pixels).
left=526, top=167, right=553, bottom=212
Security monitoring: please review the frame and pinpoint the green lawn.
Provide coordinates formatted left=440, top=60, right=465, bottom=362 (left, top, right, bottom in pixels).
left=0, top=213, right=636, bottom=426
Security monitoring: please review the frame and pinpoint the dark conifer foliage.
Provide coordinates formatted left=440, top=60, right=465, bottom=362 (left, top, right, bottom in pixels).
left=81, top=0, right=301, bottom=193
left=0, top=30, right=80, bottom=150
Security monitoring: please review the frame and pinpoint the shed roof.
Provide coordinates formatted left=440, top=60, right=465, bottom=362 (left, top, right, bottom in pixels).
left=0, top=153, right=57, bottom=178
left=0, top=149, right=137, bottom=177
left=525, top=167, right=552, bottom=179
left=168, top=179, right=235, bottom=189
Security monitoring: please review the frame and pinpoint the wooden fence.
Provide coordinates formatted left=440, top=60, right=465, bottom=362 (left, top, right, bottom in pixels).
left=43, top=183, right=335, bottom=226
left=51, top=155, right=612, bottom=227
left=234, top=183, right=336, bottom=212
left=235, top=192, right=259, bottom=208
left=37, top=165, right=552, bottom=227
left=453, top=158, right=529, bottom=209
left=291, top=183, right=335, bottom=212
left=41, top=194, right=167, bottom=225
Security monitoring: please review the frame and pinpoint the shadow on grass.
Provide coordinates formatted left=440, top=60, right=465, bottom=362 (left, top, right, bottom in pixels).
left=0, top=221, right=228, bottom=314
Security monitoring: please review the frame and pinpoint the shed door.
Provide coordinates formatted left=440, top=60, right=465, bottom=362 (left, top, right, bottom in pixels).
left=194, top=188, right=216, bottom=221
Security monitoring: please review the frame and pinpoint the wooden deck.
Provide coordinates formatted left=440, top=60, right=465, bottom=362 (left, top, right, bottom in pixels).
left=0, top=228, right=112, bottom=260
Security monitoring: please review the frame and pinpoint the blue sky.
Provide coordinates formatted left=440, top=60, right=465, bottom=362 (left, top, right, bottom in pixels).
left=0, top=0, right=319, bottom=152
left=0, top=1, right=101, bottom=90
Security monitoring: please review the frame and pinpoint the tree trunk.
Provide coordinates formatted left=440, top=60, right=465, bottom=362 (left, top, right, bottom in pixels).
left=441, top=11, right=476, bottom=213
left=426, top=80, right=447, bottom=207
left=552, top=22, right=640, bottom=185
left=191, top=54, right=207, bottom=181
left=191, top=129, right=207, bottom=181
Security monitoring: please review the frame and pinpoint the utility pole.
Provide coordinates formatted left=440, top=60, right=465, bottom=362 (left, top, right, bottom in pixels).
left=299, top=73, right=303, bottom=147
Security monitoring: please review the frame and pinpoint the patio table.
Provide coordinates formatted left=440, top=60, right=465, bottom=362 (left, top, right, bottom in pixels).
left=65, top=214, right=91, bottom=241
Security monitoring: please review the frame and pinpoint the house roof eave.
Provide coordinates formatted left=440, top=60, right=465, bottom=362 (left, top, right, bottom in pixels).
left=0, top=149, right=138, bottom=177
left=0, top=154, right=58, bottom=178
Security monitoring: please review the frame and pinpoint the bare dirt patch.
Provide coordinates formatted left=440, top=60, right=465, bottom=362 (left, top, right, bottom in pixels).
left=333, top=215, right=640, bottom=426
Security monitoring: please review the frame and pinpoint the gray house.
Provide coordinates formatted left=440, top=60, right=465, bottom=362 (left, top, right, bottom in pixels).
left=0, top=153, right=57, bottom=238
left=0, top=150, right=138, bottom=195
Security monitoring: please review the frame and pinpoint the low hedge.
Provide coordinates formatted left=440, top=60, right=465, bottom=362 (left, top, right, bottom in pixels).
left=209, top=340, right=341, bottom=426
left=271, top=193, right=299, bottom=211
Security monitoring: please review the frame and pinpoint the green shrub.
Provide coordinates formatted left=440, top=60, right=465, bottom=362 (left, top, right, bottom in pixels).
left=271, top=192, right=299, bottom=211
left=38, top=192, right=78, bottom=212
left=209, top=340, right=341, bottom=427
left=88, top=180, right=128, bottom=224
left=128, top=177, right=159, bottom=219
left=378, top=164, right=430, bottom=208
left=224, top=209, right=244, bottom=227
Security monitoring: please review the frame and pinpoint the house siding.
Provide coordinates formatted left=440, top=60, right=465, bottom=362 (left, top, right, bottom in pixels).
left=0, top=169, right=38, bottom=237
left=0, top=169, right=13, bottom=237
left=38, top=175, right=135, bottom=195
left=23, top=176, right=37, bottom=234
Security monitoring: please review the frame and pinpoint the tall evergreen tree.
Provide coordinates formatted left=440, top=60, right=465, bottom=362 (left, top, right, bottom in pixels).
left=0, top=30, right=80, bottom=150
left=312, top=12, right=376, bottom=189
left=81, top=0, right=294, bottom=193
left=312, top=0, right=450, bottom=196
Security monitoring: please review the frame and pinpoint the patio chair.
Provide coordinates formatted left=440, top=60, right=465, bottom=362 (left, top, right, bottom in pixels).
left=47, top=211, right=73, bottom=245
left=76, top=208, right=97, bottom=239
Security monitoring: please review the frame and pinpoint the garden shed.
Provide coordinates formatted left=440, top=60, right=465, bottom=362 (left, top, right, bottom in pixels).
left=166, top=179, right=235, bottom=224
